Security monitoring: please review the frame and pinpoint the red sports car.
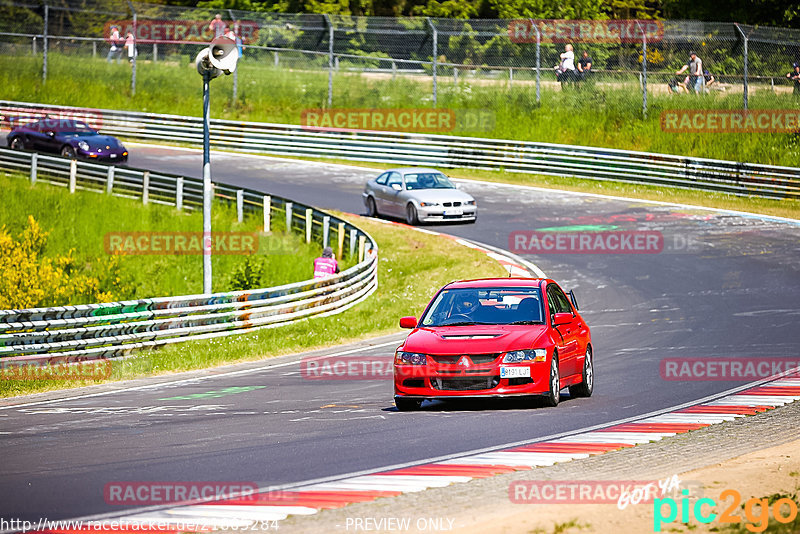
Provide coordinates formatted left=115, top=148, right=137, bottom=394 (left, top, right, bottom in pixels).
left=394, top=278, right=593, bottom=411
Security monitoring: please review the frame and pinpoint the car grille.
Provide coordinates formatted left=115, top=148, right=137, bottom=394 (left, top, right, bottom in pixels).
left=429, top=354, right=499, bottom=365
left=431, top=376, right=500, bottom=391
left=442, top=201, right=462, bottom=207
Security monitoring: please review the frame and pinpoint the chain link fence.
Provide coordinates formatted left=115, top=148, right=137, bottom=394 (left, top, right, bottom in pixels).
left=1, top=0, right=799, bottom=133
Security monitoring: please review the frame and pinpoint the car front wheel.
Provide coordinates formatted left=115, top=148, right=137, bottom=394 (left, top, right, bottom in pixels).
left=395, top=397, right=422, bottom=411
left=405, top=204, right=419, bottom=225
left=61, top=145, right=76, bottom=159
left=366, top=196, right=378, bottom=217
left=542, top=354, right=560, bottom=407
left=10, top=137, right=24, bottom=150
left=569, top=347, right=594, bottom=398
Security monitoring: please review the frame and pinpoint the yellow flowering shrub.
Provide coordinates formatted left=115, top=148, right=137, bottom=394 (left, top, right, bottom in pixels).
left=0, top=216, right=124, bottom=309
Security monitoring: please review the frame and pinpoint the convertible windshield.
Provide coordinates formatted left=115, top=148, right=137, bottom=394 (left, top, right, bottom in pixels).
left=420, top=287, right=544, bottom=326
left=404, top=173, right=456, bottom=190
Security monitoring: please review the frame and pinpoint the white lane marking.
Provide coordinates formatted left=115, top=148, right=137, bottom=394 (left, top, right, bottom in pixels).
left=440, top=455, right=556, bottom=467
left=127, top=142, right=800, bottom=226
left=355, top=475, right=469, bottom=486
left=298, top=482, right=429, bottom=492
left=641, top=414, right=741, bottom=424
left=0, top=338, right=403, bottom=410
left=167, top=504, right=318, bottom=518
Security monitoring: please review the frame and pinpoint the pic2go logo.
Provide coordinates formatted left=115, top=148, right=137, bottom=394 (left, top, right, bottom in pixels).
left=654, top=489, right=799, bottom=532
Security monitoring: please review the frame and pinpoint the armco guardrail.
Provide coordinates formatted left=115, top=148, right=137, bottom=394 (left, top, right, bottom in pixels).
left=0, top=147, right=378, bottom=366
left=1, top=100, right=798, bottom=199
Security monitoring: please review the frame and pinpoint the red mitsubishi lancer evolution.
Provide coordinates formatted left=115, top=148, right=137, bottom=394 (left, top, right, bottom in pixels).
left=394, top=278, right=593, bottom=411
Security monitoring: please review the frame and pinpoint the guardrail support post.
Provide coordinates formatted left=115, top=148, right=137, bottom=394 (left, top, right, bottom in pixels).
left=106, top=166, right=114, bottom=194
left=176, top=177, right=183, bottom=210
left=263, top=195, right=271, bottom=232
left=324, top=14, right=334, bottom=108
left=236, top=189, right=244, bottom=222
left=69, top=159, right=77, bottom=193
left=92, top=41, right=97, bottom=58
left=358, top=235, right=366, bottom=262
left=349, top=229, right=357, bottom=258
left=735, top=24, right=749, bottom=110
left=153, top=42, right=157, bottom=62
left=509, top=67, right=513, bottom=88
left=285, top=202, right=293, bottom=232
left=305, top=208, right=313, bottom=243
left=337, top=222, right=345, bottom=259
left=274, top=51, right=279, bottom=66
left=30, top=153, right=37, bottom=184
left=142, top=171, right=150, bottom=205
left=322, top=216, right=330, bottom=247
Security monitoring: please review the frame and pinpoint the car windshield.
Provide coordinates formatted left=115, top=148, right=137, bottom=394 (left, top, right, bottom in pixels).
left=404, top=173, right=455, bottom=190
left=420, top=287, right=544, bottom=326
left=36, top=119, right=95, bottom=136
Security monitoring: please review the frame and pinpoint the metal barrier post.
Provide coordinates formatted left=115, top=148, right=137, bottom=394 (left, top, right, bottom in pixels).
left=285, top=201, right=293, bottom=231
left=176, top=177, right=183, bottom=209
left=305, top=208, right=313, bottom=243
left=129, top=5, right=137, bottom=97
left=263, top=195, right=271, bottom=232
left=322, top=216, right=330, bottom=247
left=42, top=4, right=48, bottom=83
left=325, top=14, right=333, bottom=108
left=349, top=229, right=357, bottom=257
left=637, top=21, right=648, bottom=119
left=337, top=222, right=345, bottom=259
left=236, top=189, right=244, bottom=222
left=30, top=153, right=37, bottom=184
left=69, top=159, right=77, bottom=193
left=274, top=51, right=279, bottom=66
left=428, top=18, right=437, bottom=108
left=358, top=235, right=366, bottom=262
left=107, top=166, right=114, bottom=194
left=93, top=41, right=96, bottom=58
left=142, top=171, right=150, bottom=205
left=735, top=24, right=749, bottom=110
left=153, top=42, right=157, bottom=62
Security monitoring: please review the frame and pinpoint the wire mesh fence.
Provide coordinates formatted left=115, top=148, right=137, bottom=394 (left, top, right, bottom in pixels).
left=1, top=0, right=799, bottom=134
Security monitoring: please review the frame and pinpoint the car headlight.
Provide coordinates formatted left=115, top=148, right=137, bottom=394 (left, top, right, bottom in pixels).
left=465, top=200, right=476, bottom=206
left=502, top=349, right=547, bottom=363
left=419, top=202, right=439, bottom=207
left=77, top=141, right=90, bottom=151
left=395, top=351, right=428, bottom=365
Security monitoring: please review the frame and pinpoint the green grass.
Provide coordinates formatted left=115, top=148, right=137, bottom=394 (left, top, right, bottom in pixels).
left=0, top=172, right=333, bottom=301
left=4, top=53, right=800, bottom=166
left=0, top=215, right=508, bottom=397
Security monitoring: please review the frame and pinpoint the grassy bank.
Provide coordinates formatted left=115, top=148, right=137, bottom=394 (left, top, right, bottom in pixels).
left=0, top=172, right=330, bottom=304
left=4, top=54, right=799, bottom=166
left=0, top=216, right=508, bottom=397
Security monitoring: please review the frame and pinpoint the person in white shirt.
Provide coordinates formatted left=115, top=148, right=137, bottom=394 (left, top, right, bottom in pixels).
left=554, top=44, right=577, bottom=85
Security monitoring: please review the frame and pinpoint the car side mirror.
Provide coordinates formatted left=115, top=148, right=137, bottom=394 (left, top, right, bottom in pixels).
left=399, top=316, right=417, bottom=329
left=391, top=183, right=402, bottom=191
left=568, top=289, right=579, bottom=311
left=553, top=312, right=573, bottom=326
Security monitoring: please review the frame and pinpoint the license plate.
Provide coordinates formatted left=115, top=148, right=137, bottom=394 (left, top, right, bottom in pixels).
left=444, top=209, right=463, bottom=216
left=110, top=154, right=117, bottom=158
left=500, top=366, right=530, bottom=378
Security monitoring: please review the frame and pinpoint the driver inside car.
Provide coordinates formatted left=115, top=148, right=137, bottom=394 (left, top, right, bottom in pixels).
left=451, top=292, right=480, bottom=319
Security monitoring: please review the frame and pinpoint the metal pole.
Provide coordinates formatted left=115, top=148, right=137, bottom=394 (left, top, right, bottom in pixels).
left=42, top=4, right=48, bottom=83
left=131, top=12, right=137, bottom=96
left=734, top=24, right=749, bottom=110
left=228, top=10, right=238, bottom=104
left=637, top=21, right=647, bottom=119
left=325, top=14, right=333, bottom=108
left=531, top=20, right=540, bottom=105
left=428, top=18, right=437, bottom=108
left=202, top=71, right=213, bottom=295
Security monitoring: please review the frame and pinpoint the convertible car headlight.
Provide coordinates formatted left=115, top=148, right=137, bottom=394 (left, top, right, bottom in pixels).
left=77, top=141, right=90, bottom=151
left=395, top=351, right=428, bottom=365
left=502, top=349, right=547, bottom=363
left=419, top=202, right=439, bottom=207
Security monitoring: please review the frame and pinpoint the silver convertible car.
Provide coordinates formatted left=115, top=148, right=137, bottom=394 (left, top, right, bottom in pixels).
left=362, top=168, right=477, bottom=225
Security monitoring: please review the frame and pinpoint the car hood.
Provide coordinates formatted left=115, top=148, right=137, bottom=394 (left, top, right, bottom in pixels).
left=65, top=135, right=123, bottom=149
left=405, top=189, right=474, bottom=203
left=401, top=324, right=546, bottom=355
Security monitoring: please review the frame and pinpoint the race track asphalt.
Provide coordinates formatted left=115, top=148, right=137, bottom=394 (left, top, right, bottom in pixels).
left=1, top=144, right=798, bottom=523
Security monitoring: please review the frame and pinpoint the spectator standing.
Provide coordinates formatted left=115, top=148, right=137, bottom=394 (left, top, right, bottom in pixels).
left=676, top=51, right=704, bottom=93
left=313, top=247, right=339, bottom=279
left=787, top=63, right=800, bottom=95
left=209, top=14, right=226, bottom=39
left=554, top=44, right=577, bottom=86
left=577, top=51, right=593, bottom=81
left=124, top=31, right=136, bottom=63
left=106, top=25, right=122, bottom=63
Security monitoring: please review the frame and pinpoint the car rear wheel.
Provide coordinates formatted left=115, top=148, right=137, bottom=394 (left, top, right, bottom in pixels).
left=405, top=204, right=419, bottom=225
left=395, top=397, right=422, bottom=411
left=9, top=137, right=24, bottom=150
left=569, top=347, right=594, bottom=398
left=542, top=354, right=560, bottom=407
left=60, top=145, right=76, bottom=159
left=366, top=196, right=378, bottom=217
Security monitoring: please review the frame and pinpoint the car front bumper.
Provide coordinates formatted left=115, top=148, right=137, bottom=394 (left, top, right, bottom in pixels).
left=394, top=362, right=549, bottom=398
